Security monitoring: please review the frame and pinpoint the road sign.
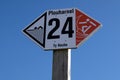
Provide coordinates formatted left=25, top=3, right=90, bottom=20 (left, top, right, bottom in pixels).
left=23, top=8, right=101, bottom=50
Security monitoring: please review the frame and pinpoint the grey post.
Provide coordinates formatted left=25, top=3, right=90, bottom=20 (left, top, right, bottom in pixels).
left=52, top=49, right=71, bottom=80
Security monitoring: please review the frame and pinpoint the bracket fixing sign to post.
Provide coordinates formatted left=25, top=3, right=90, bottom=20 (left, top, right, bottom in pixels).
left=23, top=8, right=101, bottom=50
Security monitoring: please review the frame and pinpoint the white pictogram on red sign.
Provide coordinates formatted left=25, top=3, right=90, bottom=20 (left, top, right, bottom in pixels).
left=76, top=9, right=101, bottom=46
left=76, top=15, right=92, bottom=38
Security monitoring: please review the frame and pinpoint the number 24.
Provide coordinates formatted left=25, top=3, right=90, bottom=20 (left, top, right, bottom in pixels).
left=47, top=17, right=74, bottom=39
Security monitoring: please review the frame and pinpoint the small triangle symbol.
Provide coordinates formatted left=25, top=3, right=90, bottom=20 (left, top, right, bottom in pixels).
left=23, top=12, right=47, bottom=48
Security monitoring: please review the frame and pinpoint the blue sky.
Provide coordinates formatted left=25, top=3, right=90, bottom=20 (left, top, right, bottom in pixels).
left=0, top=0, right=120, bottom=80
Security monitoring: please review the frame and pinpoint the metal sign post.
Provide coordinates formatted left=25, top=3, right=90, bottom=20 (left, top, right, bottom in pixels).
left=52, top=49, right=71, bottom=80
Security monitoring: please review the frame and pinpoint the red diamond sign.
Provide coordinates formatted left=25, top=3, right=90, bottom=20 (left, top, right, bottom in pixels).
left=75, top=9, right=101, bottom=47
left=23, top=8, right=101, bottom=50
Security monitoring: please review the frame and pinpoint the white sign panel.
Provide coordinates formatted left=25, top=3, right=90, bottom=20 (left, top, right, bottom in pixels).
left=23, top=8, right=101, bottom=50
left=45, top=9, right=76, bottom=49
